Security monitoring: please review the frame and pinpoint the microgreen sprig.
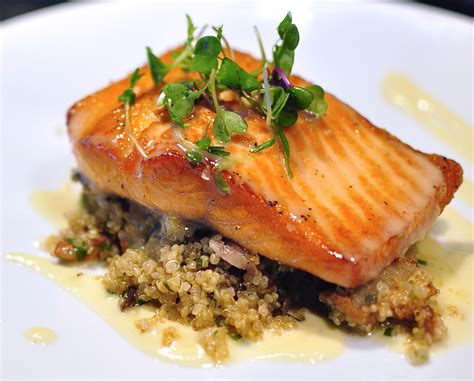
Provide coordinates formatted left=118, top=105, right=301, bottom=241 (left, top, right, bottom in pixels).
left=209, top=69, right=248, bottom=143
left=118, top=68, right=148, bottom=158
left=273, top=12, right=300, bottom=76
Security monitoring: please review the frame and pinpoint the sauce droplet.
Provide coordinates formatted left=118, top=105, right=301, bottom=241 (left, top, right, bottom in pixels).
left=24, top=327, right=57, bottom=345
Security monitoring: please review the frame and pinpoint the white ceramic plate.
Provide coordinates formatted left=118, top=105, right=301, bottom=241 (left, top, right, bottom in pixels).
left=1, top=0, right=472, bottom=379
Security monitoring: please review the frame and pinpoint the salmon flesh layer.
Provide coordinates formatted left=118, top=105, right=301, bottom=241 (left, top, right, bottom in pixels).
left=67, top=50, right=462, bottom=288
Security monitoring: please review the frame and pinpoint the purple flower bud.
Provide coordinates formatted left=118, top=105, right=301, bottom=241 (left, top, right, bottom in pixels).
left=270, top=67, right=292, bottom=89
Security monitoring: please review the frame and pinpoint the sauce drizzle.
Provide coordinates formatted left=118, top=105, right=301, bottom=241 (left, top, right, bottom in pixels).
left=24, top=326, right=57, bottom=345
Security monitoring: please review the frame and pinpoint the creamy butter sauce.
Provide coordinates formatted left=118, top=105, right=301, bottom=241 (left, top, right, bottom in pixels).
left=382, top=73, right=473, bottom=165
left=29, top=181, right=80, bottom=229
left=24, top=326, right=57, bottom=345
left=6, top=253, right=345, bottom=366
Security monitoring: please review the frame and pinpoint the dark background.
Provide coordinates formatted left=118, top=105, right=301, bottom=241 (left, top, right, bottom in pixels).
left=0, top=0, right=473, bottom=20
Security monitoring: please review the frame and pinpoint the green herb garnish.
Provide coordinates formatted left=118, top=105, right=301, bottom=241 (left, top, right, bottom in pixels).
left=192, top=36, right=222, bottom=74
left=417, top=259, right=428, bottom=266
left=146, top=47, right=167, bottom=86
left=209, top=69, right=248, bottom=143
left=186, top=150, right=202, bottom=165
left=217, top=58, right=260, bottom=91
left=273, top=12, right=299, bottom=76
left=214, top=171, right=229, bottom=193
left=74, top=245, right=87, bottom=260
left=250, top=138, right=276, bottom=153
left=384, top=327, right=396, bottom=337
left=306, top=85, right=328, bottom=118
left=207, top=146, right=230, bottom=156
left=142, top=13, right=327, bottom=189
left=229, top=333, right=242, bottom=341
left=101, top=241, right=113, bottom=251
left=161, top=83, right=196, bottom=126
left=67, top=238, right=88, bottom=260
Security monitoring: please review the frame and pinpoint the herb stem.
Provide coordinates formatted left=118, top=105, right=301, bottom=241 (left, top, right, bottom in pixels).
left=168, top=46, right=193, bottom=71
left=262, top=63, right=272, bottom=126
left=250, top=138, right=276, bottom=153
left=275, top=123, right=292, bottom=178
left=196, top=24, right=209, bottom=39
left=214, top=26, right=235, bottom=61
left=208, top=69, right=221, bottom=115
left=192, top=79, right=211, bottom=99
left=124, top=103, right=148, bottom=159
left=254, top=26, right=267, bottom=65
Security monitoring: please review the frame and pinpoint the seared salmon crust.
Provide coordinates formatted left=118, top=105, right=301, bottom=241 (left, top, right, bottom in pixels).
left=67, top=49, right=462, bottom=288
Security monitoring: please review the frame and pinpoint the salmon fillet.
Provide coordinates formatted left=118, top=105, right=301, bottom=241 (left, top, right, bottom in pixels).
left=67, top=49, right=462, bottom=288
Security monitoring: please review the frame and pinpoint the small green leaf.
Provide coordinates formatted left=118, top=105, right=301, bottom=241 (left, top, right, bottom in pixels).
left=162, top=83, right=196, bottom=125
left=129, top=68, right=143, bottom=87
left=195, top=136, right=211, bottom=149
left=217, top=58, right=260, bottom=92
left=275, top=124, right=292, bottom=178
left=192, top=36, right=222, bottom=74
left=417, top=259, right=428, bottom=266
left=261, top=87, right=290, bottom=120
left=74, top=246, right=87, bottom=260
left=306, top=84, right=328, bottom=118
left=214, top=25, right=223, bottom=42
left=273, top=45, right=295, bottom=76
left=289, top=86, right=314, bottom=110
left=306, top=84, right=324, bottom=99
left=277, top=109, right=298, bottom=128
left=250, top=138, right=276, bottom=153
left=195, top=36, right=222, bottom=56
left=101, top=241, right=112, bottom=251
left=217, top=58, right=239, bottom=88
left=384, top=327, right=396, bottom=337
left=207, top=146, right=230, bottom=156
left=214, top=172, right=229, bottom=193
left=277, top=12, right=292, bottom=39
left=229, top=333, right=242, bottom=341
left=185, top=14, right=196, bottom=47
left=284, top=25, right=299, bottom=51
left=118, top=88, right=135, bottom=105
left=213, top=110, right=248, bottom=143
left=146, top=47, right=167, bottom=86
left=282, top=23, right=299, bottom=51
left=186, top=151, right=202, bottom=165
left=118, top=68, right=143, bottom=105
